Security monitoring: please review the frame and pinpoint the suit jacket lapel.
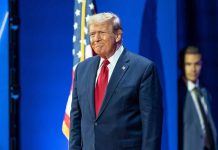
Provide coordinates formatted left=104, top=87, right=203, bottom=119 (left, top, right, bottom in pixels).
left=96, top=50, right=129, bottom=120
left=87, top=56, right=100, bottom=120
left=200, top=87, right=209, bottom=108
left=200, top=87, right=217, bottom=139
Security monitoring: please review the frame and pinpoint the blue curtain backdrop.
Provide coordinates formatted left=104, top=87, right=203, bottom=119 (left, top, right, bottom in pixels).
left=139, top=0, right=177, bottom=149
left=18, top=0, right=177, bottom=149
left=19, top=0, right=73, bottom=149
left=0, top=1, right=9, bottom=149
left=178, top=0, right=218, bottom=147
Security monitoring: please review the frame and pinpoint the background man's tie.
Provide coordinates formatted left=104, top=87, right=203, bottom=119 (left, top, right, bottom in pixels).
left=95, top=59, right=110, bottom=117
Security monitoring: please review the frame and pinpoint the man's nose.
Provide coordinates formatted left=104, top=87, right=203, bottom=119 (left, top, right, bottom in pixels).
left=94, top=33, right=101, bottom=41
left=192, top=65, right=197, bottom=72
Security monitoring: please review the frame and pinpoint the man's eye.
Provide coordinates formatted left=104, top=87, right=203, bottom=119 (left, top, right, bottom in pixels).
left=90, top=33, right=95, bottom=36
left=101, top=31, right=108, bottom=35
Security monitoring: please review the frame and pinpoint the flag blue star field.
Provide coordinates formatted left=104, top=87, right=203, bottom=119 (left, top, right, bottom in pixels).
left=62, top=0, right=95, bottom=140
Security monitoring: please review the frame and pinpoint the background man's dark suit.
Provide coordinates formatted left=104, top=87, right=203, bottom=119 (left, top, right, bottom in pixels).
left=178, top=78, right=217, bottom=150
left=69, top=49, right=163, bottom=150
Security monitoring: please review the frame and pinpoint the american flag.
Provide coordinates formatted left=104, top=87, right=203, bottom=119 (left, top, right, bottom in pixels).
left=62, top=0, right=95, bottom=140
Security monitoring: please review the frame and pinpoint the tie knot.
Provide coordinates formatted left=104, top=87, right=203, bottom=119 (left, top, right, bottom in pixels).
left=102, top=59, right=110, bottom=66
left=193, top=87, right=202, bottom=97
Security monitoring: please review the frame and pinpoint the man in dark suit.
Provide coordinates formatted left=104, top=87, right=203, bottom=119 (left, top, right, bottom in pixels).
left=178, top=46, right=217, bottom=150
left=69, top=12, right=163, bottom=150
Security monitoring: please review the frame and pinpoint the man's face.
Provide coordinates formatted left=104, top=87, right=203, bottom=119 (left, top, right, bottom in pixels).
left=89, top=21, right=121, bottom=58
left=184, top=53, right=202, bottom=83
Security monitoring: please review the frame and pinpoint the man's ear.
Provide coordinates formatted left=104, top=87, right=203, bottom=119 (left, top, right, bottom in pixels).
left=115, top=30, right=122, bottom=42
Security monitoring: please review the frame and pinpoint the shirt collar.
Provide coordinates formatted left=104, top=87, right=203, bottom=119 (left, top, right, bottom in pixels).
left=99, top=45, right=124, bottom=67
left=187, top=79, right=199, bottom=91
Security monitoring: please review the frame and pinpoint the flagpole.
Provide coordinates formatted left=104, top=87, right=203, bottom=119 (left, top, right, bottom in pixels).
left=80, top=0, right=86, bottom=62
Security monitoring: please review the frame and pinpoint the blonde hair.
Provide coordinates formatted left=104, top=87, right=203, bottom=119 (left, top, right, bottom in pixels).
left=87, top=12, right=122, bottom=32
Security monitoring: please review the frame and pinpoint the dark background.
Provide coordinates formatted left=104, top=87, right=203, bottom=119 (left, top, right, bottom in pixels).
left=178, top=0, right=218, bottom=132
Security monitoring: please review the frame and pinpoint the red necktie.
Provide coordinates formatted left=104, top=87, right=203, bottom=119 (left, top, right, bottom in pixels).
left=95, top=59, right=110, bottom=116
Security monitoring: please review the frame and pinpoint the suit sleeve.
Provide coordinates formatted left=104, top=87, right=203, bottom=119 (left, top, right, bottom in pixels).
left=139, top=62, right=163, bottom=150
left=69, top=65, right=82, bottom=150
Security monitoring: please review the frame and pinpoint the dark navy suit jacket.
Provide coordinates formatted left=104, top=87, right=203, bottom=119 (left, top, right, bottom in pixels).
left=69, top=49, right=163, bottom=150
left=178, top=78, right=217, bottom=150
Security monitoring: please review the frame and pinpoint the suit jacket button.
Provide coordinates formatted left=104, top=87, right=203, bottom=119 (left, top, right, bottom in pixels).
left=94, top=122, right=98, bottom=126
